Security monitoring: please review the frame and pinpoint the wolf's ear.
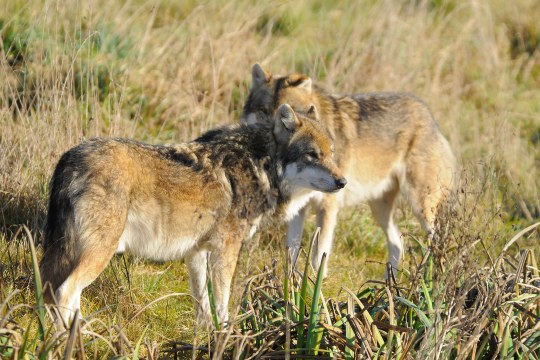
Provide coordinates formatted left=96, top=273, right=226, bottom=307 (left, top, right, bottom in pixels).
left=306, top=104, right=319, bottom=119
left=286, top=75, right=312, bottom=93
left=275, top=104, right=300, bottom=132
left=297, top=77, right=312, bottom=92
left=252, top=63, right=271, bottom=87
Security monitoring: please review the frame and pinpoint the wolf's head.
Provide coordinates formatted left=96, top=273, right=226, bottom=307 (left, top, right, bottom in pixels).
left=273, top=104, right=346, bottom=195
left=241, top=64, right=318, bottom=126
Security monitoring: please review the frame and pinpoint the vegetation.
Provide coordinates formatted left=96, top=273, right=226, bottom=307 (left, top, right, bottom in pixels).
left=1, top=0, right=539, bottom=358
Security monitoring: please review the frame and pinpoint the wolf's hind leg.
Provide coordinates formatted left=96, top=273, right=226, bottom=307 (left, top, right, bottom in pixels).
left=406, top=171, right=454, bottom=244
left=54, top=198, right=127, bottom=327
left=186, top=249, right=210, bottom=325
left=55, top=244, right=118, bottom=327
left=209, top=232, right=243, bottom=326
left=404, top=138, right=456, bottom=240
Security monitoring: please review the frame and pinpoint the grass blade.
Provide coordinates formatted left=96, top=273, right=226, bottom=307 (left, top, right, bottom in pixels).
left=420, top=278, right=434, bottom=314
left=206, top=257, right=220, bottom=330
left=306, top=253, right=326, bottom=355
left=25, top=225, right=46, bottom=341
left=297, top=227, right=320, bottom=353
left=342, top=287, right=385, bottom=347
left=284, top=247, right=291, bottom=360
left=345, top=297, right=355, bottom=360
left=63, top=310, right=80, bottom=359
left=395, top=296, right=432, bottom=328
left=132, top=325, right=149, bottom=360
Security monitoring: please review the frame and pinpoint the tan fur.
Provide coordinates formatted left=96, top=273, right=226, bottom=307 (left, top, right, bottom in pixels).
left=39, top=104, right=345, bottom=327
left=242, top=64, right=457, bottom=277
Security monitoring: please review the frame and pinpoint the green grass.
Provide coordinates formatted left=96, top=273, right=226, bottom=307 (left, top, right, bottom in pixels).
left=1, top=0, right=539, bottom=358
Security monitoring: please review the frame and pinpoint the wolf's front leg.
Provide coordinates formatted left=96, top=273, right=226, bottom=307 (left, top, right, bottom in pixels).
left=313, top=195, right=339, bottom=278
left=186, top=249, right=211, bottom=325
left=368, top=186, right=402, bottom=279
left=209, top=234, right=243, bottom=325
left=286, top=206, right=307, bottom=267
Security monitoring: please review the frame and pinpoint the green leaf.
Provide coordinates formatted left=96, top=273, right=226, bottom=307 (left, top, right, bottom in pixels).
left=395, top=296, right=432, bottom=327
left=298, top=228, right=320, bottom=353
left=306, top=253, right=326, bottom=355
left=344, top=298, right=355, bottom=360
left=132, top=324, right=149, bottom=360
left=206, top=258, right=220, bottom=330
left=524, top=330, right=540, bottom=348
left=420, top=278, right=434, bottom=313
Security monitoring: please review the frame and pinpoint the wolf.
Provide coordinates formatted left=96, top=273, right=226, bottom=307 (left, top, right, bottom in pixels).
left=242, top=64, right=457, bottom=277
left=39, top=104, right=346, bottom=326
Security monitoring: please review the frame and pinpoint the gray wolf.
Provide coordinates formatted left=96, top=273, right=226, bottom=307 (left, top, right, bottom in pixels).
left=39, top=104, right=346, bottom=326
left=242, top=64, right=457, bottom=277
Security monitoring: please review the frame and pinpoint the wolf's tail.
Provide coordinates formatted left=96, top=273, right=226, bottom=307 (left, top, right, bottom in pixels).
left=40, top=150, right=84, bottom=304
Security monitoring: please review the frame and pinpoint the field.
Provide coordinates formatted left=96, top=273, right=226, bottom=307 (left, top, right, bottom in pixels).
left=1, top=0, right=539, bottom=358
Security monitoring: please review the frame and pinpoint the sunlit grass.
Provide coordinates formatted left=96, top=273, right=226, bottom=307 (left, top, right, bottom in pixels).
left=1, top=0, right=539, bottom=357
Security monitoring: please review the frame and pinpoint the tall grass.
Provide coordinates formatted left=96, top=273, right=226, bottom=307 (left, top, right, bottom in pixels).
left=3, top=214, right=537, bottom=358
left=1, top=0, right=539, bottom=358
left=184, top=191, right=539, bottom=358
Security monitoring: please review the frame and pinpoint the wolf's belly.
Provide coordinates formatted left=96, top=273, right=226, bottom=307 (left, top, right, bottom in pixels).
left=339, top=162, right=404, bottom=207
left=116, top=210, right=202, bottom=261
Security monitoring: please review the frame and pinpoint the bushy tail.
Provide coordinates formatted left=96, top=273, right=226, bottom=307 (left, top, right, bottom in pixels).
left=40, top=152, right=83, bottom=304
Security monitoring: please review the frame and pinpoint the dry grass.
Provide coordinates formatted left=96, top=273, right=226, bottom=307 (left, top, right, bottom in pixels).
left=1, top=0, right=539, bottom=358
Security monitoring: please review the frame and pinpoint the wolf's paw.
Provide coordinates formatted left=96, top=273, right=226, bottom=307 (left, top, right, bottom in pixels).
left=194, top=303, right=229, bottom=329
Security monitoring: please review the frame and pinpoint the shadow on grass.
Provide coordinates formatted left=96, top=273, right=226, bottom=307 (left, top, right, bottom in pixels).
left=0, top=186, right=46, bottom=242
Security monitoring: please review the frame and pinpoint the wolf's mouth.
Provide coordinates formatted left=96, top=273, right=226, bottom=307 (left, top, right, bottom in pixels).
left=310, top=182, right=341, bottom=193
left=326, top=187, right=342, bottom=193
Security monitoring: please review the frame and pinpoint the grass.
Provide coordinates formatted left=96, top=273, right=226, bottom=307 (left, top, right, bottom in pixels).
left=1, top=0, right=539, bottom=358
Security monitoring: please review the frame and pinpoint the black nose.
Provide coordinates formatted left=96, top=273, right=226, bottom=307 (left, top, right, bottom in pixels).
left=335, top=178, right=347, bottom=189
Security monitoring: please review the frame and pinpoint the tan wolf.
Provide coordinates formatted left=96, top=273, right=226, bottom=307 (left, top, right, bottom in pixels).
left=39, top=104, right=346, bottom=326
left=242, top=64, right=457, bottom=277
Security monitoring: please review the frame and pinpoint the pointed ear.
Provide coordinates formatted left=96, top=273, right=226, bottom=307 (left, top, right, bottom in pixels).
left=297, top=77, right=312, bottom=92
left=286, top=75, right=312, bottom=93
left=251, top=63, right=271, bottom=87
left=306, top=104, right=319, bottom=120
left=275, top=104, right=300, bottom=132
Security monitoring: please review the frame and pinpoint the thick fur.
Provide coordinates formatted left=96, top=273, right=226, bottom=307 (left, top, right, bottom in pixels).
left=242, top=64, right=457, bottom=277
left=40, top=104, right=346, bottom=326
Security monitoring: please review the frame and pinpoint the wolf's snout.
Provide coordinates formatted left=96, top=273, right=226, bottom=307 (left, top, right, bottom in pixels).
left=335, top=177, right=347, bottom=189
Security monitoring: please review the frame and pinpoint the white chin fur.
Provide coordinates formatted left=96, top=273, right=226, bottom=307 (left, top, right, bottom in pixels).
left=284, top=189, right=323, bottom=221
left=282, top=163, right=330, bottom=220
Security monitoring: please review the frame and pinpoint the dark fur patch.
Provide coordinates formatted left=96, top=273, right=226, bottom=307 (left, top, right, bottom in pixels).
left=282, top=137, right=312, bottom=167
left=354, top=96, right=386, bottom=119
left=352, top=94, right=404, bottom=120
left=163, top=148, right=203, bottom=171
left=242, top=86, right=274, bottom=117
left=330, top=96, right=340, bottom=119
left=273, top=77, right=288, bottom=109
left=194, top=128, right=225, bottom=142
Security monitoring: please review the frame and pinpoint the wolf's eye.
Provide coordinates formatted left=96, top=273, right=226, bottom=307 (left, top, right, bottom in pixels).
left=306, top=150, right=319, bottom=161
